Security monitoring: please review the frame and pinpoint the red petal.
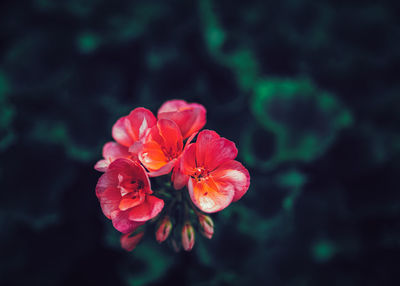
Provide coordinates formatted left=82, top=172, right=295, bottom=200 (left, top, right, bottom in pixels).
left=172, top=159, right=188, bottom=190
left=94, top=159, right=109, bottom=172
left=158, top=100, right=206, bottom=139
left=111, top=210, right=144, bottom=233
left=212, top=160, right=250, bottom=202
left=188, top=177, right=234, bottom=213
left=157, top=119, right=183, bottom=155
left=96, top=169, right=120, bottom=198
left=128, top=195, right=164, bottom=222
left=112, top=117, right=134, bottom=147
left=108, top=159, right=151, bottom=190
left=180, top=143, right=197, bottom=176
left=120, top=231, right=144, bottom=251
left=147, top=159, right=176, bottom=177
left=119, top=193, right=145, bottom=211
left=103, top=141, right=130, bottom=161
left=139, top=140, right=168, bottom=172
left=195, top=130, right=220, bottom=167
left=112, top=108, right=156, bottom=147
left=98, top=187, right=121, bottom=218
left=126, top=107, right=157, bottom=141
left=196, top=130, right=238, bottom=171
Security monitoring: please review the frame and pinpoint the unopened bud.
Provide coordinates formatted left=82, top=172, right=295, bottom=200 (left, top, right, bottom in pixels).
left=198, top=214, right=214, bottom=239
left=181, top=222, right=195, bottom=251
left=120, top=231, right=144, bottom=251
left=155, top=217, right=172, bottom=243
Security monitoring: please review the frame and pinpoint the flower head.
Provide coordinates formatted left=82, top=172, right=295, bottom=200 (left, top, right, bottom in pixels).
left=181, top=130, right=250, bottom=213
left=96, top=158, right=164, bottom=233
left=139, top=118, right=183, bottom=176
left=94, top=100, right=250, bottom=252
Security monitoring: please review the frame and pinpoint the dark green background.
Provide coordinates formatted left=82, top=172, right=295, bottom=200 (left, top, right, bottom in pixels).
left=1, top=0, right=399, bottom=285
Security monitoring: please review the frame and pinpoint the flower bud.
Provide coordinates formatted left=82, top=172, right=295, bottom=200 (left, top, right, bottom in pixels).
left=120, top=231, right=144, bottom=251
left=198, top=214, right=214, bottom=239
left=181, top=222, right=195, bottom=251
left=155, top=217, right=172, bottom=243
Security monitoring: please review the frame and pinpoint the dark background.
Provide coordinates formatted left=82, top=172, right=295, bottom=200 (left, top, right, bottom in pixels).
left=1, top=0, right=400, bottom=285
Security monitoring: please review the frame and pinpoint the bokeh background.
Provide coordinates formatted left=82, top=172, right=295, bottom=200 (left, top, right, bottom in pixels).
left=1, top=0, right=400, bottom=285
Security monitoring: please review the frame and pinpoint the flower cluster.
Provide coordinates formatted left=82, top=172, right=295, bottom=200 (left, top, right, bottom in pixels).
left=95, top=100, right=250, bottom=252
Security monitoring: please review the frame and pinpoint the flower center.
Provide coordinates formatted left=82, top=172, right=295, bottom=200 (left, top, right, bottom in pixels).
left=192, top=167, right=209, bottom=181
left=161, top=146, right=180, bottom=161
left=118, top=174, right=144, bottom=196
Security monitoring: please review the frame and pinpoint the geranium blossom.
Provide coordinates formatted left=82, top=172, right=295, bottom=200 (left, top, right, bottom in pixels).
left=96, top=158, right=164, bottom=233
left=112, top=107, right=156, bottom=153
left=181, top=130, right=250, bottom=213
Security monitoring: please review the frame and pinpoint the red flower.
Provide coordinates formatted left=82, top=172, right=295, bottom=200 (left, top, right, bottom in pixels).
left=158, top=100, right=206, bottom=139
left=112, top=107, right=157, bottom=153
left=181, top=130, right=250, bottom=213
left=139, top=119, right=183, bottom=176
left=138, top=118, right=195, bottom=189
left=94, top=141, right=133, bottom=172
left=120, top=231, right=144, bottom=251
left=96, top=158, right=164, bottom=233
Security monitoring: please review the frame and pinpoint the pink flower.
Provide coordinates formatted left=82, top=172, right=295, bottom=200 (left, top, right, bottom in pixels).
left=94, top=141, right=133, bottom=172
left=181, top=222, right=195, bottom=251
left=120, top=231, right=144, bottom=251
left=112, top=107, right=157, bottom=153
left=96, top=158, right=164, bottom=233
left=158, top=100, right=206, bottom=139
left=139, top=119, right=183, bottom=176
left=181, top=130, right=250, bottom=213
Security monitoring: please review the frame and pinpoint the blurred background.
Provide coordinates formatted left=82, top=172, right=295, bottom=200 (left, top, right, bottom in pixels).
left=1, top=0, right=400, bottom=285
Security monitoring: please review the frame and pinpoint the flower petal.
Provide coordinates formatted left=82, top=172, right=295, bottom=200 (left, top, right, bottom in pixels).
left=139, top=140, right=169, bottom=171
left=172, top=159, right=188, bottom=190
left=188, top=177, right=234, bottom=213
left=158, top=100, right=206, bottom=139
left=126, top=107, right=157, bottom=141
left=108, top=159, right=151, bottom=190
left=212, top=160, right=250, bottom=202
left=128, top=195, right=164, bottom=222
left=94, top=159, right=109, bottom=172
left=120, top=231, right=144, bottom=251
left=196, top=130, right=238, bottom=171
left=180, top=143, right=197, bottom=176
left=112, top=108, right=156, bottom=147
left=147, top=159, right=176, bottom=177
left=111, top=210, right=144, bottom=234
left=103, top=141, right=130, bottom=160
left=195, top=130, right=220, bottom=167
left=157, top=119, right=183, bottom=155
left=98, top=187, right=121, bottom=218
left=96, top=169, right=120, bottom=198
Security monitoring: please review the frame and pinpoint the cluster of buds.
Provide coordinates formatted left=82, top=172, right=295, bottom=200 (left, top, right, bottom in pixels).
left=94, top=100, right=250, bottom=252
